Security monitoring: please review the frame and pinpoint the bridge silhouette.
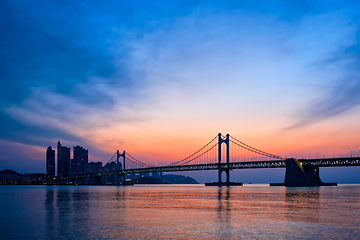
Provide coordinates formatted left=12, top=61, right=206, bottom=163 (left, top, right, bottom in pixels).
left=59, top=133, right=360, bottom=186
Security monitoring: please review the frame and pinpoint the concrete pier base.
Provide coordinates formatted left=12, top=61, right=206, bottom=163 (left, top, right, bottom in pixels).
left=270, top=182, right=337, bottom=187
left=205, top=182, right=243, bottom=186
left=270, top=158, right=337, bottom=187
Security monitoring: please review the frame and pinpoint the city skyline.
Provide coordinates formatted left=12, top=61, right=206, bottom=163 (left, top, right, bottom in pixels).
left=47, top=141, right=91, bottom=176
left=1, top=0, right=360, bottom=183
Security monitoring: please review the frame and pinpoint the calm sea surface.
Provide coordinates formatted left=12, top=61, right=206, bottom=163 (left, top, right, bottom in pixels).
left=1, top=184, right=360, bottom=239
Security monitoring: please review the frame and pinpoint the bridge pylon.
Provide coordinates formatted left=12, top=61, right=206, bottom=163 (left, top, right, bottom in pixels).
left=205, top=133, right=243, bottom=187
left=117, top=150, right=126, bottom=185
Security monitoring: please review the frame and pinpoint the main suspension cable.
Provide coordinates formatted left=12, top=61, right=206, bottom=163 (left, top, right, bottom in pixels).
left=167, top=135, right=218, bottom=166
left=229, top=135, right=280, bottom=159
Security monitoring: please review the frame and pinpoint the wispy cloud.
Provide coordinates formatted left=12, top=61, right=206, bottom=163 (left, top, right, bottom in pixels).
left=286, top=6, right=360, bottom=128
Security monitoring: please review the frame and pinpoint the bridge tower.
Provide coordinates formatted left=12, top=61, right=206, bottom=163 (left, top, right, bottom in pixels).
left=116, top=150, right=126, bottom=185
left=218, top=133, right=229, bottom=183
left=205, top=133, right=242, bottom=186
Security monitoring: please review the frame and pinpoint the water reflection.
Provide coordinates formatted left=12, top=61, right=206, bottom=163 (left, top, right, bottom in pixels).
left=114, top=187, right=126, bottom=210
left=56, top=188, right=71, bottom=238
left=45, top=186, right=93, bottom=239
left=45, top=187, right=56, bottom=239
left=71, top=190, right=90, bottom=239
left=284, top=187, right=321, bottom=223
left=37, top=185, right=360, bottom=239
left=216, top=187, right=232, bottom=238
left=217, top=187, right=231, bottom=212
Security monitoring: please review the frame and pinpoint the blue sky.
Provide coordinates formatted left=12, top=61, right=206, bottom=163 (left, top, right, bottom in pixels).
left=1, top=0, right=360, bottom=183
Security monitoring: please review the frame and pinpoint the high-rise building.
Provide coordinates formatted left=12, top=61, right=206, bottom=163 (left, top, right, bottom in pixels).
left=46, top=146, right=55, bottom=177
left=87, top=161, right=102, bottom=174
left=72, top=146, right=89, bottom=175
left=57, top=141, right=70, bottom=177
left=103, top=161, right=122, bottom=184
left=103, top=162, right=122, bottom=172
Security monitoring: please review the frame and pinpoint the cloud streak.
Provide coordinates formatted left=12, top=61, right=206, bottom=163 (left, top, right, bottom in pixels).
left=288, top=5, right=360, bottom=128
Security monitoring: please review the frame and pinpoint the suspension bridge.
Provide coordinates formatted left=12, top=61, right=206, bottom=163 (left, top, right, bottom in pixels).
left=58, top=133, right=360, bottom=186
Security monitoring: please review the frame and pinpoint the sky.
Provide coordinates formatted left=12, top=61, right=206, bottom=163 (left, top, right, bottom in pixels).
left=1, top=0, right=360, bottom=183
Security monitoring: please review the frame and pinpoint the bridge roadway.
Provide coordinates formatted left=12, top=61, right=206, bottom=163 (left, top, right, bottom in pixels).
left=95, top=157, right=360, bottom=178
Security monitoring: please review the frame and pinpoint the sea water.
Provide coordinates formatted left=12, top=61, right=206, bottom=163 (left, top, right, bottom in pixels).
left=1, top=184, right=360, bottom=239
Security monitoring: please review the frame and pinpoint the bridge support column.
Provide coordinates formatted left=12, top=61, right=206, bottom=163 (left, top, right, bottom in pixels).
left=270, top=158, right=337, bottom=187
left=225, top=169, right=230, bottom=183
left=117, top=150, right=126, bottom=186
left=218, top=133, right=222, bottom=183
left=205, top=133, right=242, bottom=187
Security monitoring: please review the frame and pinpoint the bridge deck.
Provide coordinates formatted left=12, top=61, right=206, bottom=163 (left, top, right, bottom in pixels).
left=97, top=157, right=360, bottom=177
left=299, top=157, right=360, bottom=167
left=98, top=160, right=286, bottom=176
left=55, top=157, right=360, bottom=180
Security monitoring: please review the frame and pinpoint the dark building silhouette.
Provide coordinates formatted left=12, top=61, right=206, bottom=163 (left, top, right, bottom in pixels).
left=87, top=161, right=102, bottom=174
left=71, top=146, right=88, bottom=175
left=103, top=162, right=122, bottom=184
left=57, top=141, right=70, bottom=177
left=46, top=146, right=55, bottom=177
left=103, top=162, right=121, bottom=172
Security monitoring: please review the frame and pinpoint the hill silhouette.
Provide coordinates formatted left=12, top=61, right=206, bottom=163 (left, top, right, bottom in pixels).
left=133, top=176, right=167, bottom=184
left=160, top=174, right=199, bottom=184
left=132, top=174, right=199, bottom=184
left=0, top=169, right=22, bottom=175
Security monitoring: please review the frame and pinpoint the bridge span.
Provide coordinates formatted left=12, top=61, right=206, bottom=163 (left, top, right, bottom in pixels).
left=55, top=133, right=360, bottom=186
left=99, top=157, right=360, bottom=176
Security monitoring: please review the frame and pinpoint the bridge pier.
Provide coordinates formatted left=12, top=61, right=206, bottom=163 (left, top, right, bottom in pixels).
left=206, top=133, right=242, bottom=186
left=116, top=150, right=133, bottom=186
left=117, top=150, right=126, bottom=185
left=270, top=158, right=337, bottom=187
